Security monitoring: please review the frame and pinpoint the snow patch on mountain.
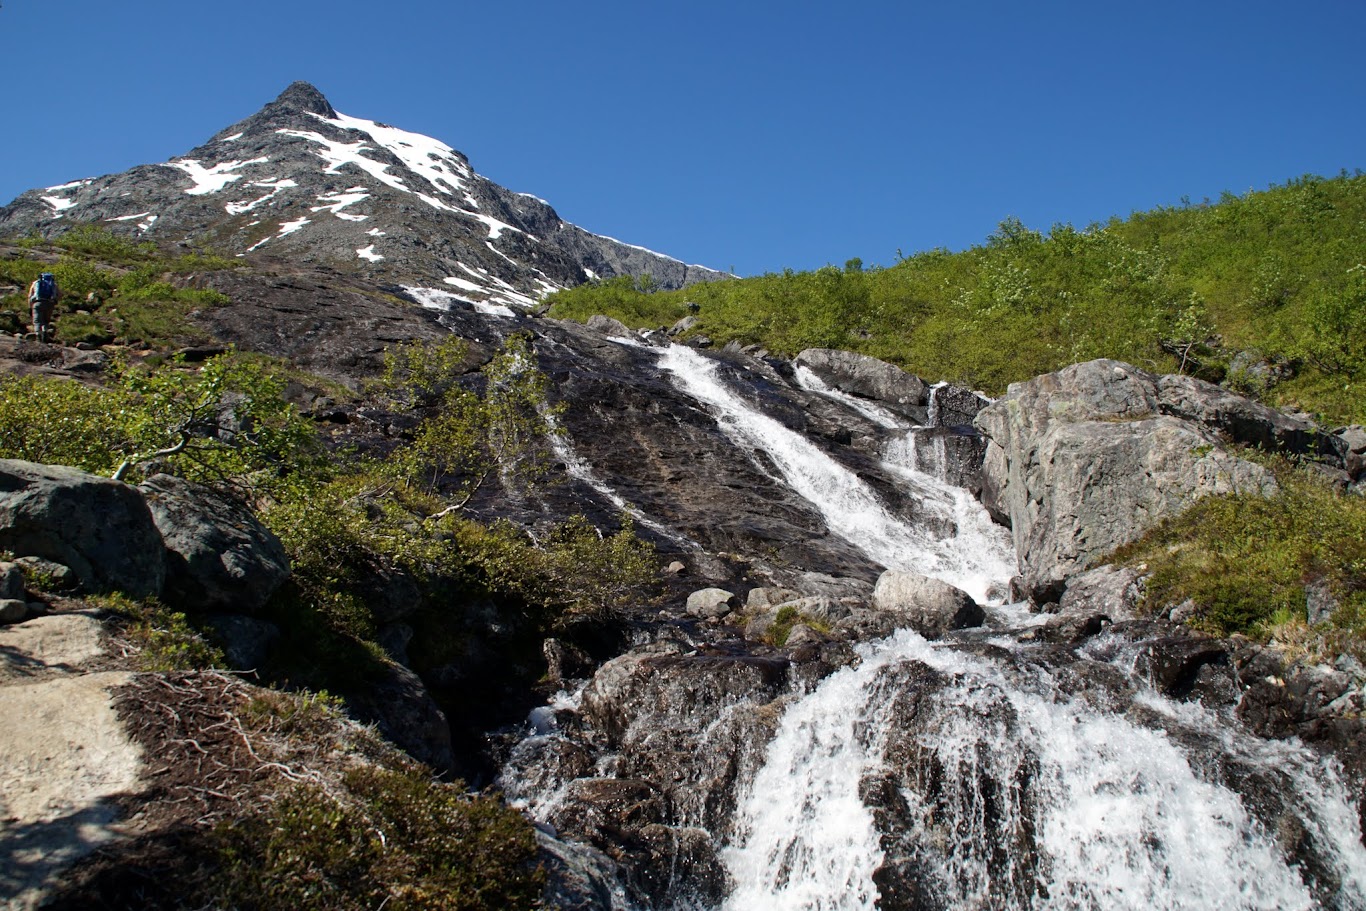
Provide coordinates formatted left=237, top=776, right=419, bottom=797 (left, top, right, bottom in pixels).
left=169, top=158, right=269, bottom=195
left=278, top=129, right=410, bottom=193
left=279, top=216, right=310, bottom=237
left=356, top=245, right=383, bottom=262
left=226, top=179, right=298, bottom=215
left=311, top=188, right=370, bottom=220
left=40, top=196, right=77, bottom=215
left=324, top=110, right=476, bottom=205
left=404, top=285, right=516, bottom=318
left=106, top=212, right=158, bottom=233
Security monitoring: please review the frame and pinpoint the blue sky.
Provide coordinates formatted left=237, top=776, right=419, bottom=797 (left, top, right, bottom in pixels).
left=3, top=0, right=1363, bottom=276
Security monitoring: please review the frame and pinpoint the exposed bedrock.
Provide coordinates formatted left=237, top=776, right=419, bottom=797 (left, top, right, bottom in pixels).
left=970, top=359, right=1354, bottom=602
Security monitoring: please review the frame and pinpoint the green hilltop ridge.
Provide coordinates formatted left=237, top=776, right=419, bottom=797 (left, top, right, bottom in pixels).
left=548, top=170, right=1366, bottom=426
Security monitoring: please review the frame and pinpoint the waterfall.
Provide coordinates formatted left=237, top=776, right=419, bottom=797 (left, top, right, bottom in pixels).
left=722, top=630, right=1366, bottom=911
left=502, top=341, right=1366, bottom=911
left=791, top=365, right=908, bottom=430
left=657, top=345, right=1013, bottom=603
left=883, top=382, right=949, bottom=481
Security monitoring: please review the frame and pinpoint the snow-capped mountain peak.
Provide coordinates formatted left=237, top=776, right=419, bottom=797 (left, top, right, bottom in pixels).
left=0, top=82, right=726, bottom=311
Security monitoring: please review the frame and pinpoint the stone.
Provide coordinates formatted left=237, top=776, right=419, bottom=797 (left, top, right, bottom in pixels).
left=587, top=315, right=637, bottom=340
left=783, top=622, right=823, bottom=648
left=344, top=660, right=455, bottom=774
left=0, top=599, right=26, bottom=623
left=668, top=316, right=700, bottom=337
left=774, top=594, right=847, bottom=623
left=536, top=830, right=624, bottom=911
left=138, top=474, right=290, bottom=614
left=0, top=459, right=165, bottom=598
left=0, top=562, right=23, bottom=601
left=1134, top=635, right=1234, bottom=701
left=1305, top=579, right=1339, bottom=626
left=12, top=556, right=77, bottom=591
left=204, top=613, right=281, bottom=671
left=794, top=348, right=927, bottom=408
left=1156, top=373, right=1346, bottom=464
left=686, top=588, right=737, bottom=619
left=746, top=587, right=801, bottom=609
left=871, top=570, right=984, bottom=638
left=1056, top=564, right=1146, bottom=620
left=744, top=612, right=776, bottom=642
left=975, top=360, right=1278, bottom=602
left=1339, top=425, right=1366, bottom=455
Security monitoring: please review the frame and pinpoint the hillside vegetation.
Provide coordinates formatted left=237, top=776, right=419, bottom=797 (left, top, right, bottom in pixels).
left=549, top=171, right=1366, bottom=425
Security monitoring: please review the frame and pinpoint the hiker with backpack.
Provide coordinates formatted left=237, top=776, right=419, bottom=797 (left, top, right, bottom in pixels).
left=27, top=272, right=59, bottom=342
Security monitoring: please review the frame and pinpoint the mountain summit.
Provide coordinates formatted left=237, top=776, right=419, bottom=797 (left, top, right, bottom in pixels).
left=0, top=82, right=726, bottom=310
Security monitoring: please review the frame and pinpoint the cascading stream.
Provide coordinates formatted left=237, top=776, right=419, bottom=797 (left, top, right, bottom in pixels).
left=721, top=630, right=1366, bottom=911
left=506, top=341, right=1366, bottom=911
left=657, top=345, right=1014, bottom=603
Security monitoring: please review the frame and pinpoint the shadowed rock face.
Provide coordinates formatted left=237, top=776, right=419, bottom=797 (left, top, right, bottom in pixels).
left=138, top=474, right=289, bottom=614
left=0, top=460, right=165, bottom=598
left=0, top=82, right=728, bottom=309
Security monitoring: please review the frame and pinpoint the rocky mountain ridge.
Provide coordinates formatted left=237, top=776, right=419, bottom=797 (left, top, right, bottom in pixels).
left=0, top=82, right=727, bottom=312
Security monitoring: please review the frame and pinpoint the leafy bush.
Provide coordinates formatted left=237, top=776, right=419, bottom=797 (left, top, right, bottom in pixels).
left=51, top=223, right=159, bottom=262
left=0, top=352, right=325, bottom=497
left=451, top=515, right=658, bottom=621
left=375, top=333, right=563, bottom=506
left=211, top=767, right=543, bottom=911
left=95, top=592, right=226, bottom=671
left=547, top=171, right=1366, bottom=423
left=0, top=374, right=134, bottom=473
left=1117, top=459, right=1366, bottom=644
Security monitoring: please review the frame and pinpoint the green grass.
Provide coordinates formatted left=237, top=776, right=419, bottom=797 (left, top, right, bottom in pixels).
left=94, top=593, right=227, bottom=671
left=547, top=171, right=1366, bottom=424
left=2, top=227, right=238, bottom=346
left=209, top=766, right=543, bottom=911
left=1115, top=457, right=1366, bottom=650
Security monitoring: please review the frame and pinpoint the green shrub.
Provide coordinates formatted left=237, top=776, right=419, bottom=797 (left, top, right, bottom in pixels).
left=52, top=224, right=158, bottom=262
left=0, top=374, right=133, bottom=474
left=0, top=353, right=325, bottom=496
left=546, top=171, right=1366, bottom=423
left=95, top=593, right=225, bottom=671
left=211, top=768, right=542, bottom=911
left=1117, top=459, right=1366, bottom=643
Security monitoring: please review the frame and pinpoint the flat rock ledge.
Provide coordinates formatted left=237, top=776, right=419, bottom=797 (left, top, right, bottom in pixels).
left=0, top=614, right=145, bottom=910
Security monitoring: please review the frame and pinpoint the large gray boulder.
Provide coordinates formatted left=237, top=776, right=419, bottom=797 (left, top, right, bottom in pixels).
left=871, top=570, right=984, bottom=638
left=794, top=348, right=927, bottom=409
left=975, top=360, right=1279, bottom=602
left=0, top=459, right=165, bottom=598
left=138, top=474, right=290, bottom=614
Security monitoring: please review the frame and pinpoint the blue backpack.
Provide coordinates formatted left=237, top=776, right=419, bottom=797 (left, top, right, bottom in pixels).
left=34, top=273, right=56, bottom=302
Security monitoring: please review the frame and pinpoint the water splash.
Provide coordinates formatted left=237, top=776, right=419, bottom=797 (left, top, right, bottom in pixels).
left=722, top=631, right=1366, bottom=911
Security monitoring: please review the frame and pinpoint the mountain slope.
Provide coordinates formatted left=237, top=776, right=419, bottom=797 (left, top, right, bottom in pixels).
left=0, top=82, right=727, bottom=311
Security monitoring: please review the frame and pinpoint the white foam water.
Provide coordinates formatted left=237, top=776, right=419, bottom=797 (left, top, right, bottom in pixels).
left=722, top=631, right=1366, bottom=911
left=657, top=345, right=1013, bottom=603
